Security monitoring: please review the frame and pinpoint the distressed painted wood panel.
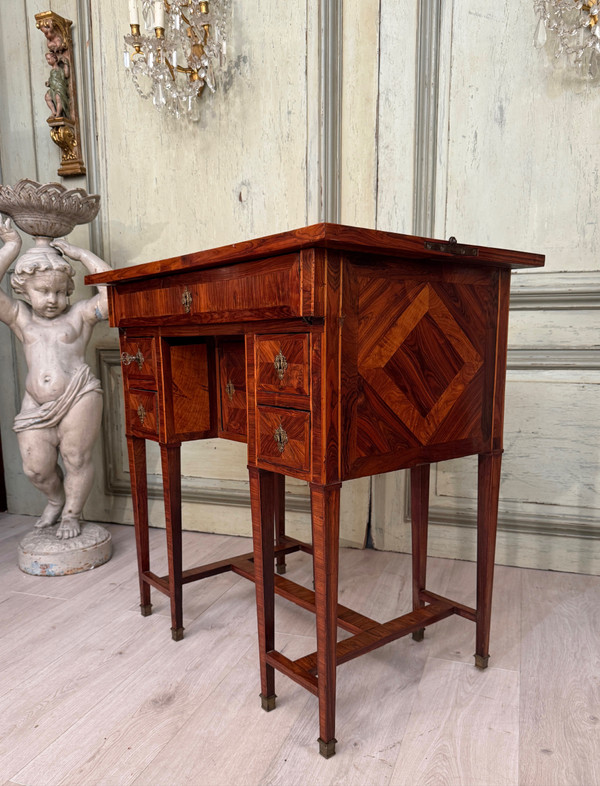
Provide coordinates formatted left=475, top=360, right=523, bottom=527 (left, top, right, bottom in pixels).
left=370, top=2, right=600, bottom=572
left=441, top=3, right=600, bottom=271
left=372, top=1, right=418, bottom=236
left=91, top=0, right=312, bottom=265
left=0, top=2, right=374, bottom=546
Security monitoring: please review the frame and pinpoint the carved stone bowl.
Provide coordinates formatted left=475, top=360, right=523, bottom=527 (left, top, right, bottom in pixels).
left=0, top=179, right=100, bottom=238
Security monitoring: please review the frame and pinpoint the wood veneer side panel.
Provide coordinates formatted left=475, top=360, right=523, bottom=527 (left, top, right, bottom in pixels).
left=310, top=330, right=324, bottom=483
left=322, top=249, right=343, bottom=485
left=171, top=342, right=214, bottom=441
left=215, top=340, right=224, bottom=439
left=339, top=256, right=360, bottom=480
left=339, top=256, right=501, bottom=480
left=300, top=246, right=327, bottom=317
left=106, top=287, right=118, bottom=327
left=477, top=269, right=500, bottom=450
left=217, top=338, right=248, bottom=441
left=206, top=338, right=219, bottom=439
left=344, top=437, right=486, bottom=480
left=301, top=247, right=315, bottom=316
left=490, top=269, right=512, bottom=453
left=245, top=333, right=258, bottom=469
left=157, top=337, right=175, bottom=443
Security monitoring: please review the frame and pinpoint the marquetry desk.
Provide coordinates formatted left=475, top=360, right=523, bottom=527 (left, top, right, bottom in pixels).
left=88, top=224, right=544, bottom=757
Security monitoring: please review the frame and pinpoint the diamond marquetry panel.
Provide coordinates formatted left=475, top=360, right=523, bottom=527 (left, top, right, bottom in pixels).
left=342, top=263, right=498, bottom=479
left=358, top=283, right=483, bottom=444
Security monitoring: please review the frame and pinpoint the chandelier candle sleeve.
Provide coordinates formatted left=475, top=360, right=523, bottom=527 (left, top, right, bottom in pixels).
left=129, top=0, right=140, bottom=25
left=154, top=0, right=165, bottom=30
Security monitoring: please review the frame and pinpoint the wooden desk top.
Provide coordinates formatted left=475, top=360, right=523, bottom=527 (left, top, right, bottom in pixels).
left=86, top=223, right=544, bottom=287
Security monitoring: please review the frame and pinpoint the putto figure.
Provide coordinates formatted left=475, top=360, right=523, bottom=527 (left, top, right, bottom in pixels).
left=44, top=51, right=70, bottom=119
left=0, top=217, right=111, bottom=539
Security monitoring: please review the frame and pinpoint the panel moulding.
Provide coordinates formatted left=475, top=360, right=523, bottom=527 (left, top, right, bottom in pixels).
left=510, top=270, right=600, bottom=311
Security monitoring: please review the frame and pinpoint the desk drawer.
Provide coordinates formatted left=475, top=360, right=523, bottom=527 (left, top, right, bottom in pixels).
left=113, top=254, right=302, bottom=325
left=256, top=406, right=310, bottom=474
left=120, top=337, right=156, bottom=387
left=125, top=389, right=159, bottom=438
left=256, top=334, right=309, bottom=397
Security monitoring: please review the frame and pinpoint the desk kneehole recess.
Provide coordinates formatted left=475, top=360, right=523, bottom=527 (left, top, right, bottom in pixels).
left=88, top=223, right=544, bottom=758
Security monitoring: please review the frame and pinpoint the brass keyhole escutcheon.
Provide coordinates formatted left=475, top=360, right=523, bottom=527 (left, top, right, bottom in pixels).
left=225, top=379, right=235, bottom=401
left=121, top=348, right=145, bottom=370
left=182, top=286, right=193, bottom=313
left=274, top=349, right=288, bottom=381
left=137, top=403, right=146, bottom=425
left=274, top=422, right=288, bottom=454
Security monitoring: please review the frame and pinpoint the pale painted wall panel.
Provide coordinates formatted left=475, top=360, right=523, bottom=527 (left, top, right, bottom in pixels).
left=372, top=1, right=417, bottom=234
left=442, top=3, right=600, bottom=272
left=85, top=0, right=368, bottom=546
left=370, top=1, right=600, bottom=573
left=0, top=1, right=370, bottom=546
left=340, top=0, right=379, bottom=228
left=436, top=373, right=600, bottom=516
left=92, top=0, right=310, bottom=267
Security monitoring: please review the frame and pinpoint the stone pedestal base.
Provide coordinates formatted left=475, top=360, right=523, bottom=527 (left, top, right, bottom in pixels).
left=18, top=522, right=112, bottom=576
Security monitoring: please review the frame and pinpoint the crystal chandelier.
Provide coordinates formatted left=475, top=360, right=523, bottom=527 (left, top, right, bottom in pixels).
left=124, top=0, right=229, bottom=120
left=533, top=0, right=600, bottom=76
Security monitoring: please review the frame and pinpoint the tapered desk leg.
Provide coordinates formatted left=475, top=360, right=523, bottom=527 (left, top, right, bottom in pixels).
left=160, top=443, right=184, bottom=641
left=411, top=464, right=430, bottom=642
left=475, top=450, right=503, bottom=669
left=274, top=473, right=286, bottom=575
left=249, top=466, right=276, bottom=711
left=127, top=436, right=152, bottom=617
left=310, top=482, right=341, bottom=759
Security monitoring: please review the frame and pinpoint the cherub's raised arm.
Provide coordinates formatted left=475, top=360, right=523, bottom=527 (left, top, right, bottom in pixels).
left=0, top=218, right=22, bottom=278
left=51, top=239, right=112, bottom=276
left=52, top=239, right=112, bottom=322
left=0, top=218, right=21, bottom=328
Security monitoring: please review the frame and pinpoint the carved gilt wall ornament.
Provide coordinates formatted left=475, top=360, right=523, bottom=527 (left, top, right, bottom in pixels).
left=36, top=11, right=86, bottom=177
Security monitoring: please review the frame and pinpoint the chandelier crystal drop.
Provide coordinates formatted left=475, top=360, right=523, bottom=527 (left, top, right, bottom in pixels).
left=533, top=0, right=600, bottom=77
left=123, top=0, right=230, bottom=120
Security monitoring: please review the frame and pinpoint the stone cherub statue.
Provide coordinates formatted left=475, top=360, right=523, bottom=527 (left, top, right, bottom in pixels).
left=0, top=216, right=111, bottom=539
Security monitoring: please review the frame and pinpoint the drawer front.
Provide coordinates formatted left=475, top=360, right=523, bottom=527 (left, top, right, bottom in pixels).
left=256, top=333, right=309, bottom=396
left=113, top=254, right=302, bottom=325
left=125, top=388, right=159, bottom=438
left=219, top=340, right=247, bottom=440
left=256, top=406, right=310, bottom=474
left=120, top=337, right=156, bottom=386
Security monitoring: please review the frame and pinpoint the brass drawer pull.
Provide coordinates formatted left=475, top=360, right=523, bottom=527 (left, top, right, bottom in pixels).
left=274, top=422, right=288, bottom=454
left=137, top=403, right=146, bottom=425
left=225, top=379, right=235, bottom=401
left=121, top=348, right=145, bottom=370
left=182, top=286, right=193, bottom=313
left=274, top=349, right=288, bottom=381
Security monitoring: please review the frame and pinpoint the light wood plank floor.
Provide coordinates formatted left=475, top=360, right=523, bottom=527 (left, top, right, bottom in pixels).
left=0, top=513, right=598, bottom=786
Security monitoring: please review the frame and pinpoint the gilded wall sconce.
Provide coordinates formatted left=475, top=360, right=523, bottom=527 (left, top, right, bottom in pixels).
left=36, top=11, right=86, bottom=177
